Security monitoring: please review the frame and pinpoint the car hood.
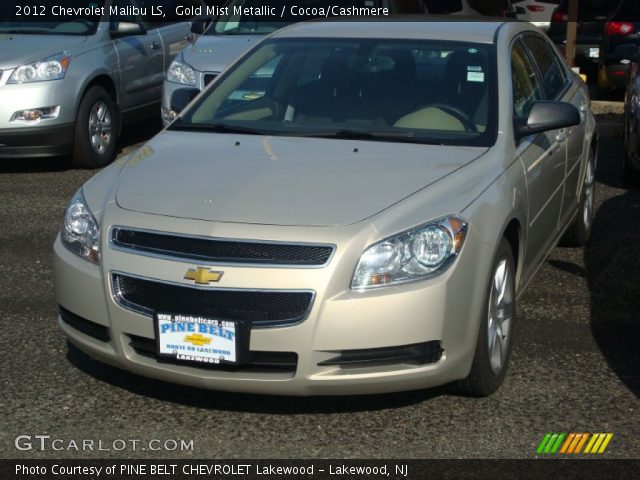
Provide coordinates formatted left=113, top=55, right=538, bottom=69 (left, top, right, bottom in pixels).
left=0, top=34, right=86, bottom=70
left=115, top=131, right=488, bottom=227
left=182, top=34, right=262, bottom=72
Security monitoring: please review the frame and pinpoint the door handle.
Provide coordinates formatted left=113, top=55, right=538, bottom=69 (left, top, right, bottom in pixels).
left=556, top=130, right=567, bottom=143
left=150, top=41, right=161, bottom=50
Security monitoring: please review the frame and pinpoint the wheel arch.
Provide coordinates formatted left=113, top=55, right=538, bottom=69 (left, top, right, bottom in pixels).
left=74, top=73, right=120, bottom=123
left=501, top=218, right=522, bottom=291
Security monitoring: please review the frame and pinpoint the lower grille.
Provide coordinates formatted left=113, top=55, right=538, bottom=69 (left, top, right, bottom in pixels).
left=59, top=306, right=110, bottom=342
left=318, top=341, right=443, bottom=367
left=128, top=334, right=297, bottom=373
left=112, top=273, right=314, bottom=327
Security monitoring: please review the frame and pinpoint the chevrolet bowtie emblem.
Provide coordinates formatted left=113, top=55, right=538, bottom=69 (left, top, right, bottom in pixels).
left=183, top=267, right=224, bottom=285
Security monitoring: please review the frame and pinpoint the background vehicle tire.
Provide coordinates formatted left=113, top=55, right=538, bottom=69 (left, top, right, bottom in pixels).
left=72, top=86, right=119, bottom=169
left=456, top=237, right=516, bottom=397
left=559, top=149, right=596, bottom=247
left=623, top=151, right=640, bottom=186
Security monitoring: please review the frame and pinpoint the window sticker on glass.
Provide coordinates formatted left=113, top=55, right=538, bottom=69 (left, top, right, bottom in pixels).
left=467, top=71, right=485, bottom=82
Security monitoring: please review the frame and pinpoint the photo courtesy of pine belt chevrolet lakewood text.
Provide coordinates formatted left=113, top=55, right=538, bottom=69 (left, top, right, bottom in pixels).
left=54, top=19, right=597, bottom=397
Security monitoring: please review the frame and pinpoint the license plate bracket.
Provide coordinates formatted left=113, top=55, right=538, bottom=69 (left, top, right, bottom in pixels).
left=154, top=313, right=250, bottom=366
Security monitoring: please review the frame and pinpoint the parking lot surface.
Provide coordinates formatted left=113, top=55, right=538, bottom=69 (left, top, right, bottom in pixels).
left=0, top=113, right=638, bottom=459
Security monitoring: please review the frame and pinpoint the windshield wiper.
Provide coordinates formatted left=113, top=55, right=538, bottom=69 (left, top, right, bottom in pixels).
left=291, top=129, right=443, bottom=145
left=168, top=121, right=269, bottom=136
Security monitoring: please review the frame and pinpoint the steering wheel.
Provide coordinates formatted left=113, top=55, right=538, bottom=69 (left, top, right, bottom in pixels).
left=422, top=103, right=478, bottom=133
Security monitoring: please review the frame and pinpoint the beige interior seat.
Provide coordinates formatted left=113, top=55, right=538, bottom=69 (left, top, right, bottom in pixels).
left=393, top=106, right=466, bottom=131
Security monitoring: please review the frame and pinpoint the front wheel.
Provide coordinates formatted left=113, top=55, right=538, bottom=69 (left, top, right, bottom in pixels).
left=560, top=150, right=596, bottom=247
left=456, top=237, right=516, bottom=397
left=72, top=86, right=119, bottom=169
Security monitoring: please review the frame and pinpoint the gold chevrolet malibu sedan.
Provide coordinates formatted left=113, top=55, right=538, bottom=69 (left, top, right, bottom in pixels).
left=54, top=19, right=597, bottom=396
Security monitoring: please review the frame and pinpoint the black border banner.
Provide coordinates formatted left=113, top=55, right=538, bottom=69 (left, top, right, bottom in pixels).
left=3, top=459, right=640, bottom=480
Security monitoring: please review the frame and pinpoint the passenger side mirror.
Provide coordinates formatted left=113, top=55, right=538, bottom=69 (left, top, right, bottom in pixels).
left=516, top=101, right=581, bottom=140
left=110, top=22, right=146, bottom=38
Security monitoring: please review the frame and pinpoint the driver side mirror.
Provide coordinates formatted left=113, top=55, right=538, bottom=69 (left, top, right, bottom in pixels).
left=516, top=101, right=581, bottom=140
left=110, top=22, right=147, bottom=38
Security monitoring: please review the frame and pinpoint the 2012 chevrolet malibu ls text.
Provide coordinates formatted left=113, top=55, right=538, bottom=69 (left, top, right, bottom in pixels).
left=54, top=20, right=597, bottom=396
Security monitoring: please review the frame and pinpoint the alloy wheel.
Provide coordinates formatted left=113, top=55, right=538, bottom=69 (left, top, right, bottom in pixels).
left=487, top=257, right=514, bottom=375
left=583, top=159, right=595, bottom=230
left=88, top=101, right=113, bottom=155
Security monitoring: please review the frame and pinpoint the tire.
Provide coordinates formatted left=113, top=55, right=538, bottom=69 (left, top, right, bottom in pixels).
left=559, top=149, right=596, bottom=247
left=72, top=86, right=119, bottom=169
left=456, top=237, right=516, bottom=397
left=623, top=149, right=640, bottom=186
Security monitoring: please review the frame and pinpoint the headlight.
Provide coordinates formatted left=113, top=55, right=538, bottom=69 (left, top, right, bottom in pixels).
left=8, top=51, right=71, bottom=84
left=351, top=216, right=468, bottom=290
left=61, top=190, right=100, bottom=263
left=166, top=58, right=197, bottom=86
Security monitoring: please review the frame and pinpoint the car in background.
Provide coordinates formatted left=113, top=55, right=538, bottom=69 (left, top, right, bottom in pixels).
left=548, top=0, right=623, bottom=83
left=624, top=53, right=640, bottom=184
left=0, top=0, right=201, bottom=167
left=161, top=0, right=520, bottom=125
left=55, top=19, right=596, bottom=397
left=597, top=0, right=640, bottom=94
left=162, top=0, right=429, bottom=125
left=512, top=0, right=560, bottom=29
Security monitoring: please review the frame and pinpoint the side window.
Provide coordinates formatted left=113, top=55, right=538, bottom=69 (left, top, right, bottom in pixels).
left=523, top=35, right=568, bottom=100
left=511, top=39, right=544, bottom=121
left=112, top=0, right=146, bottom=24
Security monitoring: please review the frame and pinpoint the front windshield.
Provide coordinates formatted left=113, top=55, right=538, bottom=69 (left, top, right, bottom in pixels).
left=0, top=0, right=105, bottom=35
left=210, top=0, right=380, bottom=35
left=175, top=38, right=497, bottom=147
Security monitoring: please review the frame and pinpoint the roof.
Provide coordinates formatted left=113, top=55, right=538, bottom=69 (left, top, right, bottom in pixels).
left=273, top=17, right=510, bottom=44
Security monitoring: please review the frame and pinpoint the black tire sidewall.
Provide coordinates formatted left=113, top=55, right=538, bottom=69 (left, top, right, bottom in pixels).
left=72, top=86, right=118, bottom=169
left=461, top=237, right=516, bottom=396
left=574, top=152, right=596, bottom=242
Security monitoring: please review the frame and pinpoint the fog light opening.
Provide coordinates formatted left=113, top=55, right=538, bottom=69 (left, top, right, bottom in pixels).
left=162, top=107, right=178, bottom=123
left=11, top=106, right=60, bottom=122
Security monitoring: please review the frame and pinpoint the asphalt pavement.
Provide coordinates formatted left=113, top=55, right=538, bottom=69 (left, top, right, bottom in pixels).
left=0, top=112, right=638, bottom=459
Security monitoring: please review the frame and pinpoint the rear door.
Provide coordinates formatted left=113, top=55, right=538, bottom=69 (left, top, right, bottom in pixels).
left=150, top=0, right=204, bottom=67
left=111, top=0, right=165, bottom=111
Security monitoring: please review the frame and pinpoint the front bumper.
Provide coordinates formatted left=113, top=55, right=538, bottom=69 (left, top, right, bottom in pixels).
left=0, top=123, right=74, bottom=158
left=0, top=72, right=78, bottom=158
left=54, top=209, right=493, bottom=396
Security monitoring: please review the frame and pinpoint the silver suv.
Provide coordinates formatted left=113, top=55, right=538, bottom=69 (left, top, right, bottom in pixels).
left=0, top=0, right=199, bottom=168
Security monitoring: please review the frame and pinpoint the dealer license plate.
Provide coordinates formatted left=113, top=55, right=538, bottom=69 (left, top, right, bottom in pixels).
left=155, top=313, right=239, bottom=365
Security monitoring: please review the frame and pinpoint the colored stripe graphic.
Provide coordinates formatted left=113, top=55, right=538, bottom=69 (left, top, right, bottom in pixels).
left=574, top=433, right=590, bottom=454
left=585, top=433, right=614, bottom=454
left=537, top=433, right=566, bottom=454
left=538, top=433, right=613, bottom=455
